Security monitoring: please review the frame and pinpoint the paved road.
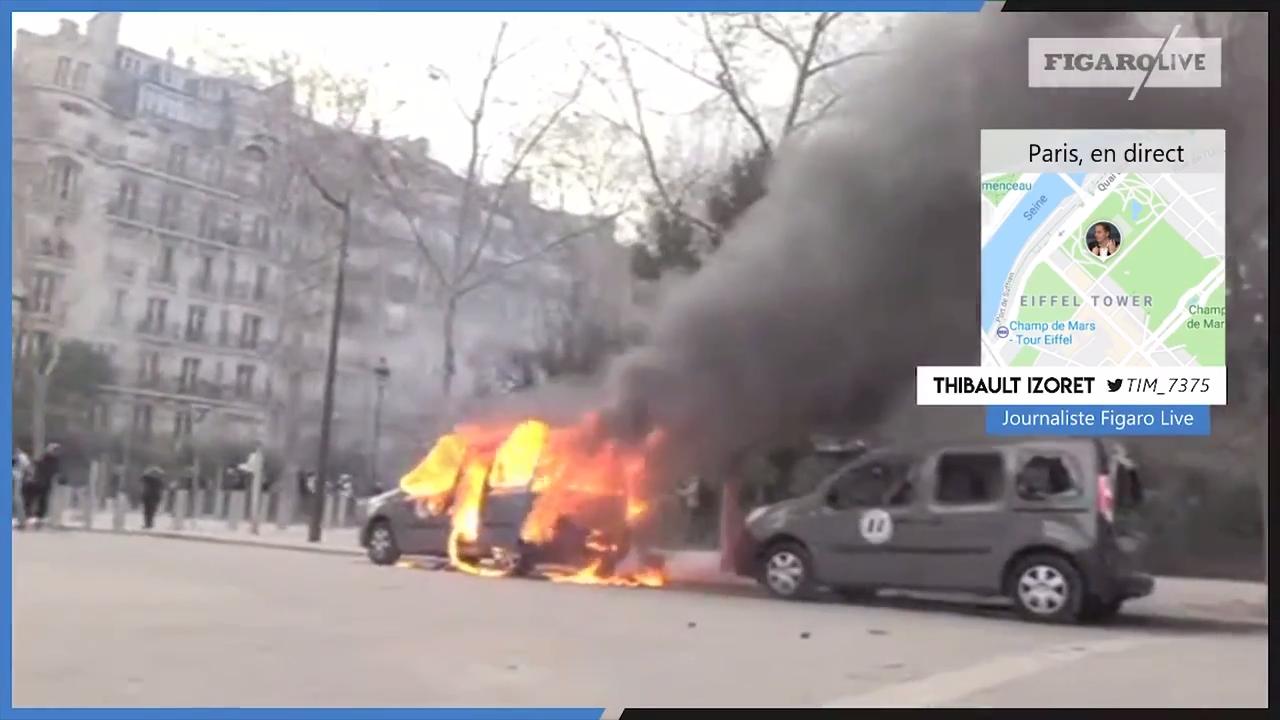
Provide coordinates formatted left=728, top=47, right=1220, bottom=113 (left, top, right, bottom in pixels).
left=13, top=532, right=1267, bottom=711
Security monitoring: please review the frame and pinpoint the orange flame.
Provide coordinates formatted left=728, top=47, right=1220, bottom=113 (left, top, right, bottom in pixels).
left=397, top=414, right=666, bottom=587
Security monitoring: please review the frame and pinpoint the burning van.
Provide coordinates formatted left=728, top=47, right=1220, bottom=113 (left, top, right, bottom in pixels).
left=360, top=418, right=664, bottom=585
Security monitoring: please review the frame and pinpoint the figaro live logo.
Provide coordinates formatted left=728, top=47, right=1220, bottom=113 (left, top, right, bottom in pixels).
left=1028, top=24, right=1222, bottom=100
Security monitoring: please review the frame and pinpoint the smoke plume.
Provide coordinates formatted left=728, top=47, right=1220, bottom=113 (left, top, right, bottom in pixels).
left=603, top=10, right=1268, bottom=478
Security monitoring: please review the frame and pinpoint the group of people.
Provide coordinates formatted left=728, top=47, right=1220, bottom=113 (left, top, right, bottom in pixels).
left=11, top=443, right=63, bottom=530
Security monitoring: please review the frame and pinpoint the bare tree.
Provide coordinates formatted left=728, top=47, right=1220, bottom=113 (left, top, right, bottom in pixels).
left=364, top=22, right=619, bottom=398
left=594, top=12, right=889, bottom=236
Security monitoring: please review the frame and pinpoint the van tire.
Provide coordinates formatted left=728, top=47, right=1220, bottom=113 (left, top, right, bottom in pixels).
left=759, top=541, right=816, bottom=601
left=1007, top=553, right=1085, bottom=623
left=366, top=520, right=401, bottom=566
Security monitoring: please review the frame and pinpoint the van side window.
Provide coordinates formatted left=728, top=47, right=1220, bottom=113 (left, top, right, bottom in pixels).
left=1016, top=455, right=1077, bottom=499
left=935, top=452, right=1003, bottom=504
left=829, top=460, right=914, bottom=510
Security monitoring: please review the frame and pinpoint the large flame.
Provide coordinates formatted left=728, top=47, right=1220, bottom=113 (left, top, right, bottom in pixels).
left=397, top=415, right=666, bottom=587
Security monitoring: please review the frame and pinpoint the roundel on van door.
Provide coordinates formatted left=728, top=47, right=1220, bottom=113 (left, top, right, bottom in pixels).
left=859, top=509, right=893, bottom=545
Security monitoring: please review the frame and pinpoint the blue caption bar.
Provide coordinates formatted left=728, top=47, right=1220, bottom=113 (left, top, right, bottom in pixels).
left=986, top=406, right=1211, bottom=436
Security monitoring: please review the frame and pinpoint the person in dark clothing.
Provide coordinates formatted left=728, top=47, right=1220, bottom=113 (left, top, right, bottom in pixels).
left=21, top=443, right=61, bottom=529
left=140, top=466, right=166, bottom=529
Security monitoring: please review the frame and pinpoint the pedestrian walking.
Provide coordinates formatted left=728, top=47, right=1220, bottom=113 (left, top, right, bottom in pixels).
left=21, top=443, right=61, bottom=530
left=140, top=465, right=166, bottom=530
left=12, top=446, right=33, bottom=529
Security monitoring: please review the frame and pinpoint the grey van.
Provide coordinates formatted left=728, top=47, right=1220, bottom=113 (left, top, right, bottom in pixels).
left=733, top=438, right=1152, bottom=623
left=360, top=484, right=630, bottom=576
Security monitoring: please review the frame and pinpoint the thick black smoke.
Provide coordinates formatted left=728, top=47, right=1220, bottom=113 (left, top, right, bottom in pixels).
left=603, top=10, right=1268, bottom=479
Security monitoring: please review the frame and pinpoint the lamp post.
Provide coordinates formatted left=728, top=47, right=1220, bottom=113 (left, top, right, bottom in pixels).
left=370, top=357, right=390, bottom=493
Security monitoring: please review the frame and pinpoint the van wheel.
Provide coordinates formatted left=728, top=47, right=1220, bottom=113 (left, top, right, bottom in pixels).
left=1008, top=554, right=1084, bottom=623
left=366, top=520, right=401, bottom=566
left=759, top=542, right=816, bottom=600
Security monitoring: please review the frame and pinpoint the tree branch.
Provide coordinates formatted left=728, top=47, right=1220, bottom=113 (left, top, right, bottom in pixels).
left=363, top=143, right=449, bottom=288
left=455, top=70, right=588, bottom=284
left=700, top=14, right=773, bottom=157
left=601, top=26, right=720, bottom=239
left=457, top=213, right=619, bottom=297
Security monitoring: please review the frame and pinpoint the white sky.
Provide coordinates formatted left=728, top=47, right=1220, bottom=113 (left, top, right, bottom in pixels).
left=13, top=13, right=740, bottom=213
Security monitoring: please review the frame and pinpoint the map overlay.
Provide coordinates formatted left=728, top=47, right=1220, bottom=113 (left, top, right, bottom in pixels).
left=981, top=164, right=1225, bottom=369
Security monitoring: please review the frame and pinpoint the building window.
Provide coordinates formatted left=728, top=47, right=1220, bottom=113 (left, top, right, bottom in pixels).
left=87, top=402, right=111, bottom=432
left=239, top=314, right=262, bottom=349
left=132, top=403, right=154, bottom=439
left=143, top=297, right=168, bottom=333
left=185, top=305, right=207, bottom=342
left=935, top=453, right=1005, bottom=505
left=253, top=266, right=269, bottom=301
left=111, top=179, right=140, bottom=219
left=154, top=245, right=176, bottom=285
left=223, top=211, right=241, bottom=245
left=137, top=350, right=160, bottom=383
left=31, top=271, right=58, bottom=314
left=172, top=408, right=193, bottom=440
left=234, top=364, right=256, bottom=399
left=252, top=216, right=271, bottom=247
left=195, top=255, right=214, bottom=292
left=71, top=62, right=90, bottom=91
left=53, top=56, right=72, bottom=86
left=208, top=155, right=225, bottom=186
left=198, top=202, right=219, bottom=239
left=218, top=309, right=230, bottom=346
left=45, top=157, right=81, bottom=201
left=178, top=357, right=201, bottom=393
left=112, top=289, right=128, bottom=324
left=158, top=192, right=183, bottom=231
left=167, top=144, right=189, bottom=176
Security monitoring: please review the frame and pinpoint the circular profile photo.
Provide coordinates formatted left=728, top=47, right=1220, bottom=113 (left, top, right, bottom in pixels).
left=1085, top=221, right=1122, bottom=260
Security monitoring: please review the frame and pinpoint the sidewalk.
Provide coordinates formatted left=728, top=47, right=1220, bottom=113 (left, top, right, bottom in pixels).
left=46, top=511, right=1267, bottom=626
left=66, top=509, right=364, bottom=558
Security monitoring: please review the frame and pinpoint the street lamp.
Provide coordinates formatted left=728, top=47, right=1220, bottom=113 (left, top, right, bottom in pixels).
left=370, top=357, right=390, bottom=493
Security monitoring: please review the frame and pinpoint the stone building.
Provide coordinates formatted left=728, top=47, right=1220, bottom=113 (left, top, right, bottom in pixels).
left=11, top=13, right=632, bottom=488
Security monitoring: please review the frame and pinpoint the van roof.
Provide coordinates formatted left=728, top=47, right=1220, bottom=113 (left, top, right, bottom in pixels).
left=870, top=436, right=1123, bottom=459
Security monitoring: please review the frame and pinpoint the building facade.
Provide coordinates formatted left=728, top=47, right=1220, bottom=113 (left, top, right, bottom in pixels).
left=11, top=13, right=632, bottom=485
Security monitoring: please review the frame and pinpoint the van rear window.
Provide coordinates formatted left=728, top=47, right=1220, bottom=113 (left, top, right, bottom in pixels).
left=1016, top=455, right=1078, bottom=499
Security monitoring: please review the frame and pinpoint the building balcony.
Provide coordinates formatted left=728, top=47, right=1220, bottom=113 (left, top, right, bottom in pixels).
left=188, top=275, right=219, bottom=301
left=29, top=237, right=76, bottom=267
left=225, top=280, right=277, bottom=307
left=104, top=255, right=139, bottom=282
left=29, top=188, right=84, bottom=221
left=147, top=267, right=178, bottom=288
left=117, top=376, right=271, bottom=407
left=135, top=319, right=182, bottom=340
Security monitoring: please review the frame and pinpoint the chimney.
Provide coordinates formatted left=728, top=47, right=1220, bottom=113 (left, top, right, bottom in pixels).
left=57, top=20, right=79, bottom=39
left=166, top=47, right=175, bottom=65
left=86, top=13, right=121, bottom=49
left=371, top=119, right=381, bottom=137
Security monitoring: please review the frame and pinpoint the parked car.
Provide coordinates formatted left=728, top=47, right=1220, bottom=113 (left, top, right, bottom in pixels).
left=359, top=481, right=631, bottom=576
left=733, top=437, right=1151, bottom=623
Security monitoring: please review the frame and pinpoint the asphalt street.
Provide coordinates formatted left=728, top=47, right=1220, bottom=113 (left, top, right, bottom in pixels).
left=13, top=532, right=1268, bottom=711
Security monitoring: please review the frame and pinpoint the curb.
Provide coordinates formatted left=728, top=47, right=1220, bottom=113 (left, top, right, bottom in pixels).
left=48, top=526, right=1269, bottom=627
left=61, top=525, right=365, bottom=558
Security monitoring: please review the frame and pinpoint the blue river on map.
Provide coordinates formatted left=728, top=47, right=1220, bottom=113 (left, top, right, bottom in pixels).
left=982, top=174, right=1075, bottom=333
